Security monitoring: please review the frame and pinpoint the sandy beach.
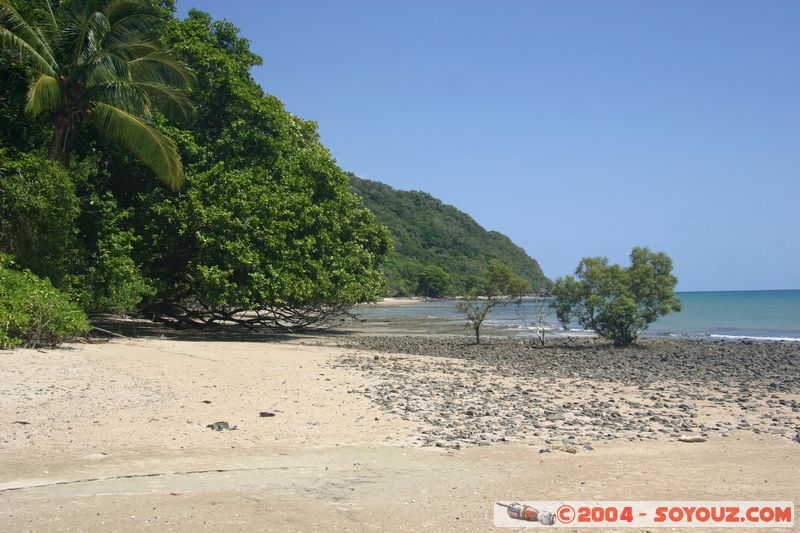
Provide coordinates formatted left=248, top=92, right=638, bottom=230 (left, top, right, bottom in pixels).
left=1, top=331, right=798, bottom=531
left=1, top=0, right=796, bottom=531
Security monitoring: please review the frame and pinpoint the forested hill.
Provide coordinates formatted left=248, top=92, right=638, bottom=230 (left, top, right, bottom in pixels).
left=350, top=175, right=550, bottom=296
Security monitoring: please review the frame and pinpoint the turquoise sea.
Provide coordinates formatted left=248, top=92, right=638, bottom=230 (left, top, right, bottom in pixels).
left=357, top=290, right=800, bottom=342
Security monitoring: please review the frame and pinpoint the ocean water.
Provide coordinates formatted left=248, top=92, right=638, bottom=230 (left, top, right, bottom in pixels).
left=357, top=290, right=800, bottom=342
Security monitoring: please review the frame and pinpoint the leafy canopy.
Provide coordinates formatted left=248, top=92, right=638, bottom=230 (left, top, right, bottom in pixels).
left=551, top=246, right=682, bottom=346
left=0, top=0, right=194, bottom=189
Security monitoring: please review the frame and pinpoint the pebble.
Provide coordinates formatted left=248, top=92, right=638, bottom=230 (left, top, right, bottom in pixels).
left=678, top=436, right=707, bottom=443
left=325, top=336, right=800, bottom=449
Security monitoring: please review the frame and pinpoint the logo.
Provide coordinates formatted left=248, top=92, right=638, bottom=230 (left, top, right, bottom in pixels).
left=493, top=501, right=795, bottom=528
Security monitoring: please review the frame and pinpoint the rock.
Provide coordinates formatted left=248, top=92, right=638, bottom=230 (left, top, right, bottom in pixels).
left=554, top=445, right=578, bottom=454
left=329, top=335, right=800, bottom=449
left=84, top=452, right=108, bottom=461
left=677, top=435, right=706, bottom=443
left=207, top=421, right=237, bottom=431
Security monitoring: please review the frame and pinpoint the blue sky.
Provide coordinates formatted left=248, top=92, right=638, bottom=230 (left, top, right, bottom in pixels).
left=176, top=1, right=799, bottom=291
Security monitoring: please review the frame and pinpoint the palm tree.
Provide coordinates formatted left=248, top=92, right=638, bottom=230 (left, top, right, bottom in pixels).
left=0, top=0, right=194, bottom=190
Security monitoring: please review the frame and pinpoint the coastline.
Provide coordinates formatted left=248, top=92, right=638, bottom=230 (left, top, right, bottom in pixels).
left=358, top=293, right=800, bottom=343
left=1, top=328, right=798, bottom=531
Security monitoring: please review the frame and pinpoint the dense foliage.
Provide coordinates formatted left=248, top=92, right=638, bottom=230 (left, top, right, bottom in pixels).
left=129, top=10, right=390, bottom=327
left=457, top=260, right=530, bottom=344
left=0, top=258, right=90, bottom=348
left=0, top=149, right=80, bottom=284
left=350, top=175, right=549, bottom=296
left=551, top=247, right=682, bottom=346
left=0, top=0, right=193, bottom=189
left=137, top=165, right=390, bottom=327
left=0, top=2, right=391, bottom=333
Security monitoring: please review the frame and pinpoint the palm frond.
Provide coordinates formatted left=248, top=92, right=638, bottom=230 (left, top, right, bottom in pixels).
left=30, top=0, right=59, bottom=44
left=101, top=0, right=160, bottom=52
left=25, top=73, right=63, bottom=116
left=109, top=39, right=159, bottom=57
left=64, top=5, right=111, bottom=67
left=93, top=102, right=184, bottom=190
left=138, top=81, right=196, bottom=124
left=127, top=49, right=194, bottom=88
left=0, top=28, right=56, bottom=76
left=0, top=0, right=57, bottom=75
left=84, top=48, right=129, bottom=85
left=103, top=15, right=156, bottom=49
left=80, top=11, right=112, bottom=61
left=104, top=0, right=150, bottom=24
left=90, top=79, right=150, bottom=115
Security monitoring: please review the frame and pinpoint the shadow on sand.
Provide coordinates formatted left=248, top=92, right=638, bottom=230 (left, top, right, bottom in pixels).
left=87, top=315, right=358, bottom=343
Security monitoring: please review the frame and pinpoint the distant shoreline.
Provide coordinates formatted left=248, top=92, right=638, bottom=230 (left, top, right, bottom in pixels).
left=371, top=294, right=551, bottom=306
left=371, top=297, right=431, bottom=306
left=360, top=291, right=800, bottom=344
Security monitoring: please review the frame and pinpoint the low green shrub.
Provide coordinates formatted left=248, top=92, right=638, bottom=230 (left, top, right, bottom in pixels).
left=0, top=259, right=90, bottom=349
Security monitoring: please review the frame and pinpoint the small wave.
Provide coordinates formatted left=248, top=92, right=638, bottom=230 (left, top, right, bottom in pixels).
left=709, top=334, right=800, bottom=342
left=483, top=320, right=517, bottom=327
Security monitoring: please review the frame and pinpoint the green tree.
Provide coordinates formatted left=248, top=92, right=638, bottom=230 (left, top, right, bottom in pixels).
left=551, top=246, right=682, bottom=346
left=136, top=165, right=390, bottom=327
left=122, top=11, right=392, bottom=328
left=456, top=260, right=530, bottom=344
left=0, top=0, right=193, bottom=189
left=416, top=265, right=453, bottom=298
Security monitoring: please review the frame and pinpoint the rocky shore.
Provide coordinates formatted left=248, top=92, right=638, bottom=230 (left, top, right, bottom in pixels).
left=323, top=335, right=800, bottom=450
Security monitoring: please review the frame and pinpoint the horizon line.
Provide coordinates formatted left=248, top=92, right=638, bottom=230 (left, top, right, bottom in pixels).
left=676, top=288, right=799, bottom=294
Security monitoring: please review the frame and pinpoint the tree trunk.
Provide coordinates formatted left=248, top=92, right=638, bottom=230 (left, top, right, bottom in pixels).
left=475, top=324, right=481, bottom=344
left=47, top=116, right=70, bottom=161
